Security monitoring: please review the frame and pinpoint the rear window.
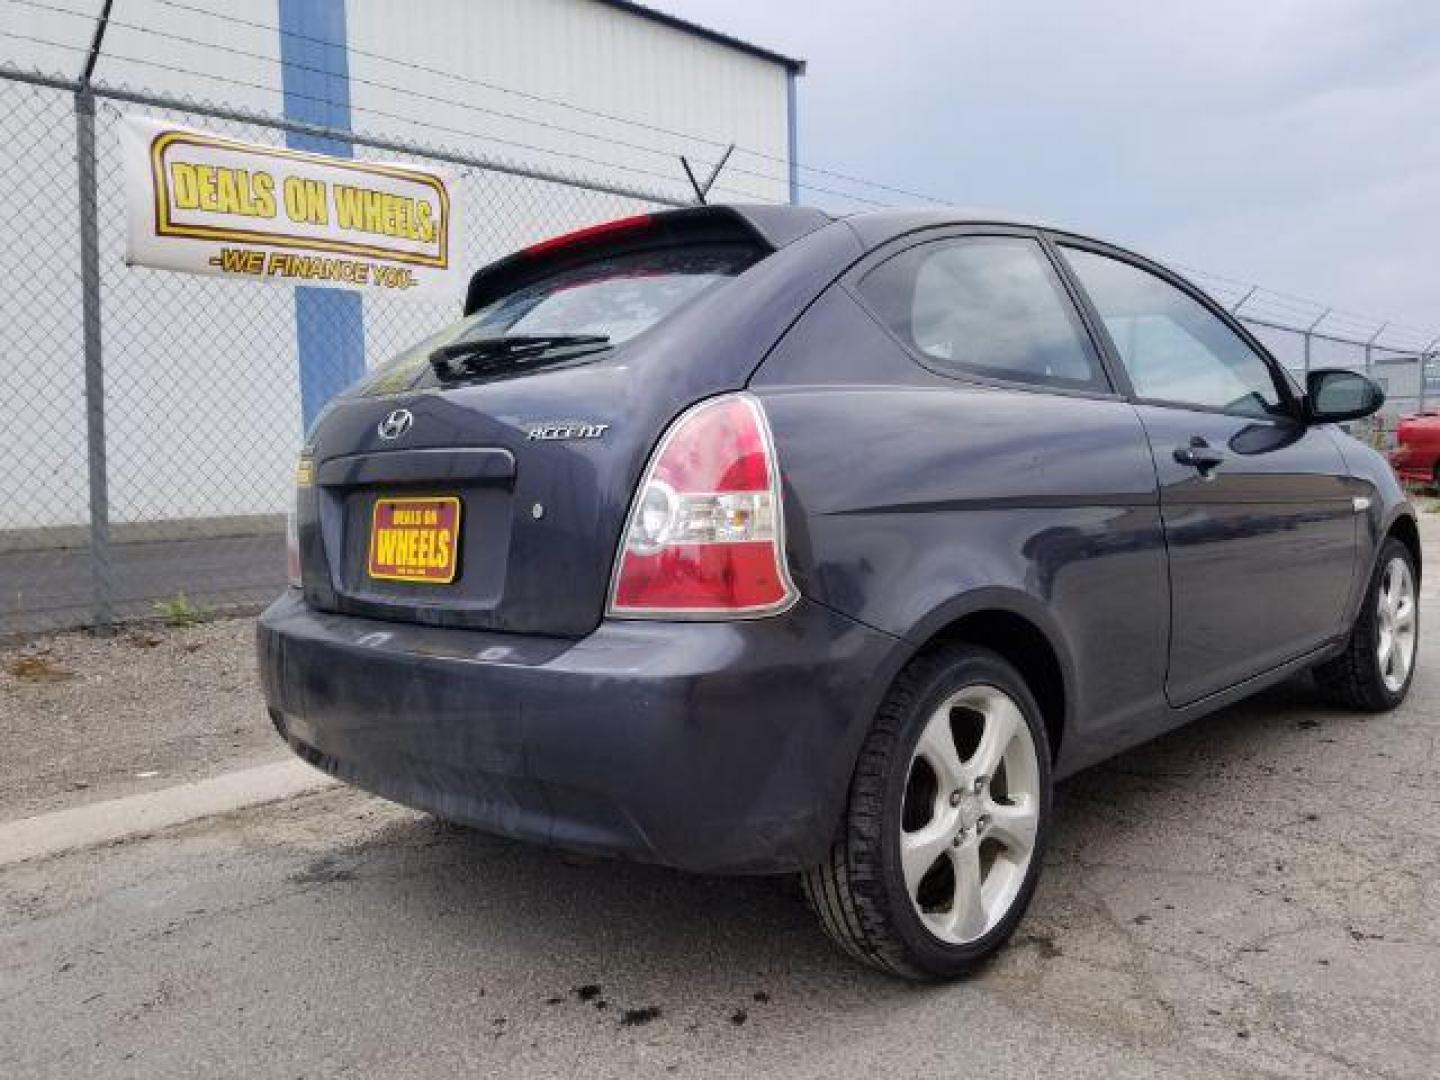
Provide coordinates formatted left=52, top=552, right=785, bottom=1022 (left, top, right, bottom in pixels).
left=360, top=243, right=758, bottom=394
left=462, top=245, right=756, bottom=344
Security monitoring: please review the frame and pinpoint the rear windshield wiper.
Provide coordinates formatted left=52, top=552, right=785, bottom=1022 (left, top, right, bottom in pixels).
left=429, top=334, right=611, bottom=380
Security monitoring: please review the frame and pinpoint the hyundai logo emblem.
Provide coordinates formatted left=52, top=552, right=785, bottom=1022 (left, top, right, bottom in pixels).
left=377, top=409, right=413, bottom=440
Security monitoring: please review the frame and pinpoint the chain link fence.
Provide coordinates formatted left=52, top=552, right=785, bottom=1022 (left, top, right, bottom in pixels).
left=4, top=61, right=1437, bottom=637
left=1243, top=320, right=1434, bottom=448
left=1178, top=269, right=1440, bottom=448
left=0, top=67, right=685, bottom=635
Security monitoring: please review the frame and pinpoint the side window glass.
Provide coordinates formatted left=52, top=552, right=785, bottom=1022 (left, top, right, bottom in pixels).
left=1062, top=247, right=1285, bottom=419
left=857, top=237, right=1105, bottom=391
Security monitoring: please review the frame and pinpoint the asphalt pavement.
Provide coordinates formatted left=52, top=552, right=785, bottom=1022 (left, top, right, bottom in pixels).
left=1, top=526, right=1438, bottom=1078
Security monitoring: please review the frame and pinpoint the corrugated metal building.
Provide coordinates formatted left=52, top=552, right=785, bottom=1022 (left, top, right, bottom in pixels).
left=1, top=0, right=801, bottom=199
left=0, top=0, right=802, bottom=530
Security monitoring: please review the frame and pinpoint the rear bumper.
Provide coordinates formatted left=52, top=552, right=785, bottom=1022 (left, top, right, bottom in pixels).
left=257, top=591, right=899, bottom=873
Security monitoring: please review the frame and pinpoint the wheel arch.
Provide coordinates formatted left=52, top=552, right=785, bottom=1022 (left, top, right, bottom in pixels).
left=1386, top=510, right=1422, bottom=583
left=888, top=591, right=1074, bottom=764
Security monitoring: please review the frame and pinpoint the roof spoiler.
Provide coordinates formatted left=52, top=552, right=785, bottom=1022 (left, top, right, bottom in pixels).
left=462, top=204, right=832, bottom=316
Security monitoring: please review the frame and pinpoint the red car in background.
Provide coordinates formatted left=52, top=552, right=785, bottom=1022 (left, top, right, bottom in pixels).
left=1391, top=412, right=1440, bottom=485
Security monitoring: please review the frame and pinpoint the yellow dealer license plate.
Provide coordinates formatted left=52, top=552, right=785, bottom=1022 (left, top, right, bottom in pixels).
left=367, top=496, right=461, bottom=584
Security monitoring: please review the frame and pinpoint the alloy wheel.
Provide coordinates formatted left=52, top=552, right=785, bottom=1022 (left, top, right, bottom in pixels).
left=1377, top=556, right=1417, bottom=693
left=900, top=685, right=1041, bottom=945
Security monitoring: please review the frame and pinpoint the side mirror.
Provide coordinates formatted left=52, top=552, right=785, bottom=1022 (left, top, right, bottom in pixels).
left=1306, top=368, right=1385, bottom=423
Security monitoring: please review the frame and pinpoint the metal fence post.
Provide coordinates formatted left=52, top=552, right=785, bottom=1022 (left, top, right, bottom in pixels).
left=1364, top=322, right=1386, bottom=374
left=1302, top=308, right=1330, bottom=376
left=75, top=88, right=112, bottom=629
left=76, top=2, right=113, bottom=630
left=1421, top=338, right=1440, bottom=416
left=1419, top=354, right=1429, bottom=416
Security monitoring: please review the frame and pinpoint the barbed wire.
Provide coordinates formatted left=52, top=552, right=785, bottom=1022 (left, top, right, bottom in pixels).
left=136, top=0, right=945, bottom=204
left=0, top=0, right=918, bottom=206
left=0, top=3, right=896, bottom=208
left=1171, top=262, right=1438, bottom=346
left=0, top=0, right=1431, bottom=342
left=0, top=26, right=794, bottom=203
left=0, top=1, right=777, bottom=185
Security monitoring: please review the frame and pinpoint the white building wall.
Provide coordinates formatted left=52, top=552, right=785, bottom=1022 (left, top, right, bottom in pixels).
left=0, top=0, right=793, bottom=530
left=345, top=0, right=791, bottom=208
left=94, top=2, right=303, bottom=530
left=1, top=0, right=299, bottom=530
left=346, top=0, right=793, bottom=384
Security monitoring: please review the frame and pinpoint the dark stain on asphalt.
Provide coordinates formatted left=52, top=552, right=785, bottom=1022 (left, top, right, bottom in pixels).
left=575, top=983, right=602, bottom=1001
left=620, top=1006, right=662, bottom=1027
left=1024, top=933, right=1063, bottom=959
left=730, top=1008, right=748, bottom=1026
left=288, top=857, right=357, bottom=885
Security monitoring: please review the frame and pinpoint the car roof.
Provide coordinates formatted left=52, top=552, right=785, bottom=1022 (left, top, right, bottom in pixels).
left=709, top=203, right=1120, bottom=249
left=711, top=205, right=1178, bottom=280
left=664, top=203, right=1057, bottom=247
left=838, top=206, right=1084, bottom=247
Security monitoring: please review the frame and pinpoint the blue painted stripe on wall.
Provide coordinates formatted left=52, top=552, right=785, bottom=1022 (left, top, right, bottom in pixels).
left=278, top=0, right=365, bottom=429
left=786, top=73, right=800, bottom=205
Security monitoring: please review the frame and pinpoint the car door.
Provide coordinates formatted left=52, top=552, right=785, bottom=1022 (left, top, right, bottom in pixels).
left=751, top=227, right=1173, bottom=768
left=1054, top=240, right=1357, bottom=707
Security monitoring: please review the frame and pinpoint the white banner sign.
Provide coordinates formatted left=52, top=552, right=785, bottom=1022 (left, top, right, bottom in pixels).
left=119, top=116, right=461, bottom=296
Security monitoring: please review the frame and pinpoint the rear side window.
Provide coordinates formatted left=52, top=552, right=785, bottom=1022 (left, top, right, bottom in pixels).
left=857, top=237, right=1106, bottom=392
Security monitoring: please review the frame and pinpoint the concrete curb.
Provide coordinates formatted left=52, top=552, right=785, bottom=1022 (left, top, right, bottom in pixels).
left=0, top=758, right=338, bottom=868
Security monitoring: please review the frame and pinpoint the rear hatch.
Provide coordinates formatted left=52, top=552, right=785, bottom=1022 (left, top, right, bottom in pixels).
left=295, top=205, right=846, bottom=637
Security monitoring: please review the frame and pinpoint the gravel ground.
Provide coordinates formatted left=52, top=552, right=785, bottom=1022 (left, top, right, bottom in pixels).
left=0, top=619, right=281, bottom=819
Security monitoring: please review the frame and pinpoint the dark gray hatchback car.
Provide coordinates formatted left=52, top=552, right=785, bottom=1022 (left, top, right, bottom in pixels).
left=259, top=205, right=1419, bottom=979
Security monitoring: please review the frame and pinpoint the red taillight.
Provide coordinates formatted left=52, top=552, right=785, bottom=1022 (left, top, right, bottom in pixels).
left=524, top=214, right=653, bottom=258
left=608, top=394, right=797, bottom=618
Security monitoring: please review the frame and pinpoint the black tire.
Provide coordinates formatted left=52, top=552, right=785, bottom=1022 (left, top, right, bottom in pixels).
left=1314, top=536, right=1419, bottom=711
left=802, top=645, right=1052, bottom=981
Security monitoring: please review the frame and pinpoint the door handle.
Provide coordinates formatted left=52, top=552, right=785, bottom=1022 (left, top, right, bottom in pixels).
left=1173, top=436, right=1226, bottom=474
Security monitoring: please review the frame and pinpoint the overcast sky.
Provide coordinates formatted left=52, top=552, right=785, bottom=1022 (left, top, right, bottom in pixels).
left=659, top=0, right=1440, bottom=341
